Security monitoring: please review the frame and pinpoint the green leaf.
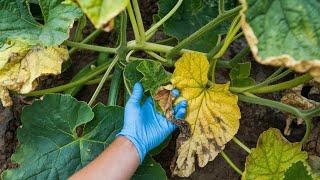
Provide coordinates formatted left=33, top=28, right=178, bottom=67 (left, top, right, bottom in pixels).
left=240, top=0, right=320, bottom=82
left=284, top=161, right=312, bottom=180
left=1, top=94, right=166, bottom=179
left=123, top=60, right=143, bottom=92
left=76, top=0, right=129, bottom=31
left=157, top=0, right=237, bottom=52
left=133, top=156, right=167, bottom=180
left=242, top=128, right=308, bottom=180
left=137, top=61, right=171, bottom=96
left=0, top=0, right=82, bottom=46
left=229, top=62, right=255, bottom=87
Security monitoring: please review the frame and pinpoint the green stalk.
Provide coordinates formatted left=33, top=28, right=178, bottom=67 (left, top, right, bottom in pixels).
left=301, top=117, right=312, bottom=144
left=246, top=74, right=313, bottom=94
left=304, top=107, right=320, bottom=118
left=73, top=15, right=87, bottom=42
left=107, top=66, right=123, bottom=106
left=127, top=2, right=141, bottom=43
left=228, top=46, right=250, bottom=66
left=145, top=0, right=183, bottom=40
left=132, top=0, right=146, bottom=42
left=65, top=41, right=117, bottom=54
left=85, top=75, right=113, bottom=85
left=232, top=137, right=251, bottom=153
left=166, top=6, right=241, bottom=59
left=24, top=60, right=112, bottom=96
left=145, top=51, right=167, bottom=62
left=88, top=56, right=119, bottom=106
left=69, top=29, right=103, bottom=55
left=218, top=0, right=225, bottom=14
left=220, top=151, right=243, bottom=175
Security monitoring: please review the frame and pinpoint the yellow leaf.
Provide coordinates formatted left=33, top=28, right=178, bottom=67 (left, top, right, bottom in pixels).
left=0, top=42, right=68, bottom=107
left=171, top=53, right=241, bottom=177
left=0, top=40, right=30, bottom=69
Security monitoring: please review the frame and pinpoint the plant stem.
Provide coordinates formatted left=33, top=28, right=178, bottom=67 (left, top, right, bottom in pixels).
left=246, top=74, right=313, bottom=94
left=64, top=40, right=117, bottom=54
left=145, top=0, right=183, bottom=40
left=69, top=29, right=103, bottom=55
left=210, top=58, right=218, bottom=83
left=24, top=61, right=112, bottom=96
left=107, top=66, right=122, bottom=106
left=232, top=137, right=251, bottom=153
left=85, top=75, right=113, bottom=85
left=301, top=117, right=312, bottom=144
left=265, top=67, right=285, bottom=80
left=304, top=107, right=320, bottom=118
left=218, top=0, right=225, bottom=14
left=145, top=51, right=167, bottom=62
left=228, top=46, right=250, bottom=66
left=73, top=15, right=87, bottom=42
left=166, top=6, right=241, bottom=59
left=88, top=56, right=119, bottom=106
left=220, top=151, right=243, bottom=175
left=127, top=2, right=141, bottom=43
left=132, top=0, right=146, bottom=42
left=128, top=41, right=195, bottom=54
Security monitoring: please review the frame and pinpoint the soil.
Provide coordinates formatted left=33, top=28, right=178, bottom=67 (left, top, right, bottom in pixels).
left=0, top=0, right=319, bottom=179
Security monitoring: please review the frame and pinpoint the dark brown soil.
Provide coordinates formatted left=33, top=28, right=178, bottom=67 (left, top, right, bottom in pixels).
left=0, top=0, right=318, bottom=180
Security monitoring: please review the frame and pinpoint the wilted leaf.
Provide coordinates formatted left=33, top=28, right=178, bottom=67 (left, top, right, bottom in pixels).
left=284, top=161, right=312, bottom=180
left=123, top=61, right=143, bottom=92
left=0, top=41, right=68, bottom=106
left=0, top=0, right=82, bottom=46
left=242, top=128, right=308, bottom=180
left=171, top=53, right=241, bottom=177
left=137, top=61, right=171, bottom=96
left=157, top=0, right=237, bottom=52
left=75, top=0, right=129, bottom=31
left=307, top=155, right=320, bottom=179
left=240, top=0, right=320, bottom=82
left=0, top=40, right=30, bottom=69
left=1, top=94, right=167, bottom=180
left=0, top=87, right=11, bottom=107
left=154, top=84, right=174, bottom=119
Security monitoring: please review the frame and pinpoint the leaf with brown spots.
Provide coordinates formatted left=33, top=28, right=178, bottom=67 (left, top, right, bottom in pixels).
left=171, top=53, right=241, bottom=177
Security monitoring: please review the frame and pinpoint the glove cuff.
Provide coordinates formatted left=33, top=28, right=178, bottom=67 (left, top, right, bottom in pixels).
left=116, top=133, right=147, bottom=164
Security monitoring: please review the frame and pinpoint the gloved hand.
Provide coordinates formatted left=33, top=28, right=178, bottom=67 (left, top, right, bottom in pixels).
left=118, top=82, right=187, bottom=163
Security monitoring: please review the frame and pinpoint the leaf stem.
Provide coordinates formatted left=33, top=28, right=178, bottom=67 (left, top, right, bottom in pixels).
left=218, top=0, right=225, bottom=14
left=220, top=151, right=243, bottom=175
left=145, top=51, right=167, bottom=62
left=88, top=56, right=119, bottom=106
left=64, top=40, right=117, bottom=54
left=166, top=6, right=241, bottom=59
left=127, top=2, right=141, bottom=43
left=232, top=137, right=251, bottom=153
left=132, top=0, right=146, bottom=42
left=145, top=0, right=183, bottom=40
left=301, top=117, right=312, bottom=144
left=69, top=29, right=103, bottom=55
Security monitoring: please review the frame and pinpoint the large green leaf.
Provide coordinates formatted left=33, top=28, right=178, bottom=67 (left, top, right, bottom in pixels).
left=0, top=0, right=82, bottom=46
left=157, top=0, right=237, bottom=52
left=240, top=0, right=320, bottom=82
left=137, top=61, right=171, bottom=96
left=242, top=128, right=308, bottom=180
left=1, top=94, right=166, bottom=180
left=76, top=0, right=129, bottom=31
left=284, top=161, right=312, bottom=180
left=133, top=156, right=167, bottom=180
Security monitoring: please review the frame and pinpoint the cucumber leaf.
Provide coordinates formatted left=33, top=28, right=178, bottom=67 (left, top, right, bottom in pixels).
left=123, top=60, right=144, bottom=93
left=0, top=0, right=82, bottom=46
left=171, top=53, right=241, bottom=177
left=240, top=0, right=320, bottom=82
left=242, top=128, right=308, bottom=180
left=157, top=0, right=237, bottom=52
left=229, top=62, right=255, bottom=87
left=137, top=61, right=171, bottom=96
left=284, top=161, right=312, bottom=180
left=1, top=94, right=166, bottom=180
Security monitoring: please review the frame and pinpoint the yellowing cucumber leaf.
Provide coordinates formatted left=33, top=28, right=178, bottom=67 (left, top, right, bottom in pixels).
left=0, top=40, right=30, bottom=69
left=171, top=53, right=241, bottom=177
left=0, top=0, right=82, bottom=46
left=137, top=61, right=171, bottom=96
left=0, top=41, right=68, bottom=107
left=240, top=0, right=320, bottom=82
left=242, top=128, right=308, bottom=180
left=75, top=0, right=129, bottom=31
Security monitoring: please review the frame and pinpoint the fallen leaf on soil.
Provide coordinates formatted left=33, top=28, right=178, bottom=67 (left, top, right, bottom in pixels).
left=171, top=53, right=241, bottom=177
left=243, top=128, right=308, bottom=180
left=0, top=41, right=68, bottom=107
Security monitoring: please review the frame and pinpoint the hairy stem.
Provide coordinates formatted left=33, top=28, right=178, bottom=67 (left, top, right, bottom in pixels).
left=64, top=40, right=117, bottom=54
left=69, top=29, right=103, bottom=55
left=132, top=0, right=146, bottom=42
left=127, top=2, right=141, bottom=42
left=232, top=137, right=251, bottom=153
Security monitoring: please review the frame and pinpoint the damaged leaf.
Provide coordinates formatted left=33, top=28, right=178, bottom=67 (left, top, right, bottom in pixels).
left=240, top=0, right=320, bottom=82
left=0, top=0, right=82, bottom=46
left=137, top=61, right=171, bottom=96
left=0, top=41, right=68, bottom=107
left=154, top=84, right=174, bottom=119
left=171, top=53, right=241, bottom=177
left=75, top=0, right=129, bottom=31
left=242, top=128, right=308, bottom=180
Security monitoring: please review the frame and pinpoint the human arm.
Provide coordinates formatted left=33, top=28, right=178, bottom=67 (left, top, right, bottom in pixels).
left=69, top=83, right=187, bottom=179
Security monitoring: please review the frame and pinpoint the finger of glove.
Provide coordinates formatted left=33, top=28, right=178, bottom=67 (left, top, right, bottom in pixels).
left=173, top=100, right=187, bottom=113
left=171, top=89, right=180, bottom=97
left=128, top=82, right=144, bottom=104
left=175, top=107, right=187, bottom=119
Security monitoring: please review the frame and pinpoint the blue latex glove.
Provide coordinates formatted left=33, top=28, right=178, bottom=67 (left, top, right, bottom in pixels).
left=118, top=82, right=187, bottom=163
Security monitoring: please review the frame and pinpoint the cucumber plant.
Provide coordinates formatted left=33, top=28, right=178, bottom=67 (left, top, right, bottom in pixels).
left=0, top=0, right=319, bottom=179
